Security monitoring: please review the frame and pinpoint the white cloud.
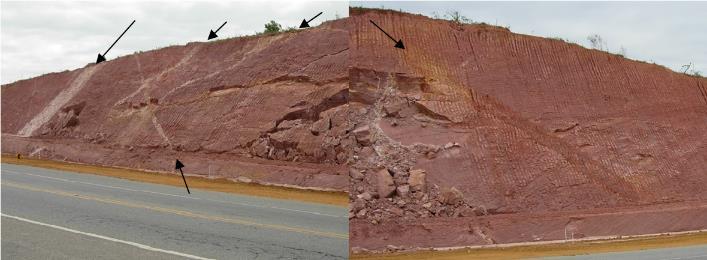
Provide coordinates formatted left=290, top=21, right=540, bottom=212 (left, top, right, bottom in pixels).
left=4, top=1, right=704, bottom=84
left=352, top=1, right=707, bottom=75
left=1, top=1, right=348, bottom=84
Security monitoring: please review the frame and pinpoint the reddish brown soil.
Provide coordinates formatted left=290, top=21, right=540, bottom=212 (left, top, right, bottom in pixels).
left=347, top=8, right=707, bottom=251
left=3, top=7, right=706, bottom=251
left=1, top=20, right=350, bottom=191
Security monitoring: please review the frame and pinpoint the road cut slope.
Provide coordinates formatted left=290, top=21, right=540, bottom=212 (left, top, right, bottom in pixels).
left=347, top=8, right=707, bottom=250
left=2, top=19, right=351, bottom=191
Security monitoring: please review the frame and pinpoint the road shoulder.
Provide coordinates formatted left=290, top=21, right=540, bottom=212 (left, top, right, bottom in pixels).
left=351, top=231, right=707, bottom=259
left=1, top=155, right=347, bottom=206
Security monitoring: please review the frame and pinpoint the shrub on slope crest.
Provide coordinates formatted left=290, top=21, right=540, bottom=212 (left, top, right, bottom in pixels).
left=264, top=20, right=282, bottom=34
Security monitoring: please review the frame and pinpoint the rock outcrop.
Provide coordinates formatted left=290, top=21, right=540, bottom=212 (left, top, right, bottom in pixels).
left=347, top=8, right=707, bottom=250
left=3, top=7, right=707, bottom=251
left=2, top=19, right=351, bottom=191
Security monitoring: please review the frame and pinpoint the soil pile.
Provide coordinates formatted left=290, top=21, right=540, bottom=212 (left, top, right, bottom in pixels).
left=2, top=19, right=350, bottom=191
left=347, top=8, right=707, bottom=251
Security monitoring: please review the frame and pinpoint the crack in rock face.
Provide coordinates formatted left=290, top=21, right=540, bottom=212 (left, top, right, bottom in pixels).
left=4, top=7, right=707, bottom=253
left=347, top=68, right=483, bottom=229
left=2, top=19, right=352, bottom=191
left=346, top=8, right=707, bottom=252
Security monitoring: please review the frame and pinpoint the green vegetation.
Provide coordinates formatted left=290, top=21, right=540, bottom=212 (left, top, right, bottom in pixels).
left=349, top=6, right=704, bottom=78
left=431, top=10, right=497, bottom=28
left=252, top=20, right=298, bottom=36
left=550, top=37, right=575, bottom=44
left=264, top=20, right=282, bottom=34
left=441, top=10, right=474, bottom=24
left=350, top=5, right=403, bottom=14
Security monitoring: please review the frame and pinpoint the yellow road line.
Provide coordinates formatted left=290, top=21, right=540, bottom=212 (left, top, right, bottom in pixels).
left=2, top=181, right=347, bottom=239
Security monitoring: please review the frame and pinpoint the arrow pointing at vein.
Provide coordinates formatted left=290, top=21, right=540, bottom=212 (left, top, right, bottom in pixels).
left=208, top=21, right=227, bottom=40
left=299, top=12, right=323, bottom=28
left=96, top=20, right=135, bottom=64
left=175, top=159, right=190, bottom=194
left=369, top=20, right=405, bottom=49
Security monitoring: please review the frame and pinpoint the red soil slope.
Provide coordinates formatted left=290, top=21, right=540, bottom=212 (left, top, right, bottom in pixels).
left=2, top=20, right=350, bottom=191
left=347, top=8, right=707, bottom=251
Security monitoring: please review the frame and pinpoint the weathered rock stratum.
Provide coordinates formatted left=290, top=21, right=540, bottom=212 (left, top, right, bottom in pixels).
left=347, top=8, right=707, bottom=251
left=3, top=7, right=707, bottom=251
left=2, top=19, right=350, bottom=191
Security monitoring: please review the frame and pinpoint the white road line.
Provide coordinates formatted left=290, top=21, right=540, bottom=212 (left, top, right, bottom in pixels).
left=2, top=169, right=346, bottom=218
left=1, top=213, right=214, bottom=260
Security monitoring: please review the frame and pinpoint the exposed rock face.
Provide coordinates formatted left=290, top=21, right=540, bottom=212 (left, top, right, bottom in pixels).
left=4, top=7, right=707, bottom=252
left=1, top=19, right=350, bottom=191
left=347, top=8, right=707, bottom=250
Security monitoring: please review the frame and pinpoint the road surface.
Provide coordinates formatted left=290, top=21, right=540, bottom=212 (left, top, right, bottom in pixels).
left=1, top=163, right=348, bottom=259
left=545, top=244, right=707, bottom=260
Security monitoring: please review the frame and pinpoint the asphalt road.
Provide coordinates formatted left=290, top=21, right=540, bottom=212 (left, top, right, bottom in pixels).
left=1, top=163, right=348, bottom=259
left=545, top=244, right=707, bottom=260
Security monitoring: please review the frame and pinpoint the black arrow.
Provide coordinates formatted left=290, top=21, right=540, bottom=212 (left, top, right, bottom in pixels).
left=369, top=20, right=405, bottom=49
left=175, top=159, right=190, bottom=194
left=208, top=21, right=227, bottom=40
left=299, top=12, right=323, bottom=28
left=96, top=20, right=135, bottom=64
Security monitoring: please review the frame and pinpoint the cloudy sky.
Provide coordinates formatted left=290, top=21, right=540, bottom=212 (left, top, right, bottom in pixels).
left=353, top=1, right=706, bottom=76
left=2, top=1, right=705, bottom=84
left=1, top=1, right=348, bottom=84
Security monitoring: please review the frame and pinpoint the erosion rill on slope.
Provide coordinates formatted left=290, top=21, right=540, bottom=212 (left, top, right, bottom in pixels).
left=348, top=8, right=707, bottom=251
left=1, top=19, right=350, bottom=191
left=3, top=7, right=707, bottom=253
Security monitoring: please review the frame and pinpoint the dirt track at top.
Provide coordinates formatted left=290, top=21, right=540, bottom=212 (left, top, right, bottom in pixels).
left=347, top=8, right=707, bottom=251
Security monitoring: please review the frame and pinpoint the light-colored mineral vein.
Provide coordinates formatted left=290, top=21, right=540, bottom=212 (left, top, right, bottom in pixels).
left=161, top=35, right=286, bottom=101
left=151, top=115, right=172, bottom=147
left=115, top=46, right=202, bottom=107
left=17, top=66, right=99, bottom=137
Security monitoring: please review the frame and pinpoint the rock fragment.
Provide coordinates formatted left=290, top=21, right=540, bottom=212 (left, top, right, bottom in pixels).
left=396, top=185, right=410, bottom=197
left=349, top=168, right=365, bottom=180
left=444, top=142, right=461, bottom=149
left=440, top=187, right=464, bottom=205
left=236, top=176, right=252, bottom=183
left=353, top=125, right=372, bottom=145
left=352, top=198, right=366, bottom=212
left=408, top=169, right=427, bottom=192
left=472, top=206, right=488, bottom=216
left=357, top=192, right=373, bottom=201
left=376, top=169, right=396, bottom=198
left=356, top=209, right=368, bottom=218
left=388, top=207, right=404, bottom=216
left=251, top=139, right=269, bottom=157
left=310, top=118, right=330, bottom=136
